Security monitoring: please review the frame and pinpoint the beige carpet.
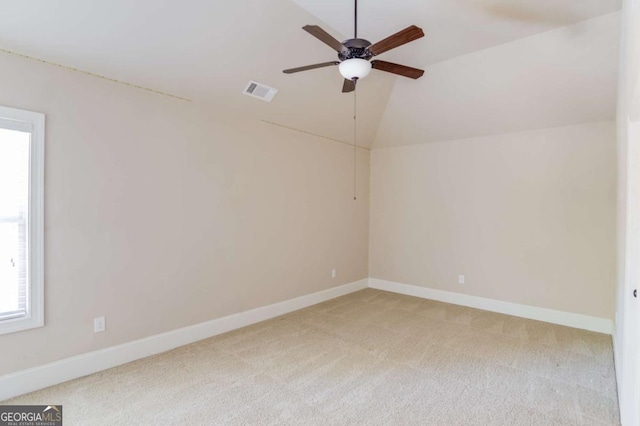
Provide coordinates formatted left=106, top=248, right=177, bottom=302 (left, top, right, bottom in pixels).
left=5, top=289, right=619, bottom=425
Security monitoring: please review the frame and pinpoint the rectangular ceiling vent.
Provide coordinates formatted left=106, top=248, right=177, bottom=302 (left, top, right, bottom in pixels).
left=242, top=80, right=278, bottom=102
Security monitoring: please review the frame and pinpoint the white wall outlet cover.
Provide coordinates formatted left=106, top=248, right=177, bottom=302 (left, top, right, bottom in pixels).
left=94, top=316, right=106, bottom=333
left=331, top=269, right=337, bottom=278
left=458, top=275, right=465, bottom=284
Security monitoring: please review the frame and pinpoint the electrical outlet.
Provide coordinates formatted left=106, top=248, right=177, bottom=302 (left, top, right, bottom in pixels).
left=331, top=269, right=337, bottom=278
left=458, top=275, right=465, bottom=284
left=94, top=316, right=106, bottom=333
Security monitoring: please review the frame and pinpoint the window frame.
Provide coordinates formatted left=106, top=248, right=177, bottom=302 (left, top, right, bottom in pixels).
left=0, top=106, right=45, bottom=335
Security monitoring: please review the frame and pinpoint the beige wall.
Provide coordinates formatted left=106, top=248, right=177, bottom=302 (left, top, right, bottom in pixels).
left=0, top=51, right=370, bottom=376
left=370, top=122, right=616, bottom=318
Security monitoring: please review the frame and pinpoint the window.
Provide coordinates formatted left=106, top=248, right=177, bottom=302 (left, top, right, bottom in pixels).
left=0, top=106, right=44, bottom=335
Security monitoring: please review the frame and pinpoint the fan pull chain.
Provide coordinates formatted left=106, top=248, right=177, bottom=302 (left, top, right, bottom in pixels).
left=353, top=86, right=357, bottom=201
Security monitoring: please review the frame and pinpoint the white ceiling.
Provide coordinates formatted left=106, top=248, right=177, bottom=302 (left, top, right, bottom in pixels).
left=375, top=12, right=621, bottom=146
left=0, top=0, right=623, bottom=147
left=0, top=0, right=396, bottom=147
left=291, top=0, right=621, bottom=66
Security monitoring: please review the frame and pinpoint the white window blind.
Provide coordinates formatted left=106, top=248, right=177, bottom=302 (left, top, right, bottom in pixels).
left=0, top=107, right=44, bottom=335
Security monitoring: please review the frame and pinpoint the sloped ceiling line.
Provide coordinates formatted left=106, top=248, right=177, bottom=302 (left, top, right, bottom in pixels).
left=0, top=48, right=191, bottom=102
left=261, top=120, right=371, bottom=151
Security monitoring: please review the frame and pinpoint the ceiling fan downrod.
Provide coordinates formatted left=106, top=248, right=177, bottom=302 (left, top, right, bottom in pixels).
left=354, top=0, right=358, bottom=39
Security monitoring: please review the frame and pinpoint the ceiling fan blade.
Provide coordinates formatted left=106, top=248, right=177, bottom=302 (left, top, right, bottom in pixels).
left=367, top=25, right=425, bottom=56
left=283, top=61, right=340, bottom=74
left=371, top=60, right=424, bottom=79
left=342, top=79, right=356, bottom=93
left=303, top=25, right=348, bottom=53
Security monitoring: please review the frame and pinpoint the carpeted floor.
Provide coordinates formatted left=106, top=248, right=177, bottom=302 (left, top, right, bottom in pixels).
left=5, top=289, right=619, bottom=425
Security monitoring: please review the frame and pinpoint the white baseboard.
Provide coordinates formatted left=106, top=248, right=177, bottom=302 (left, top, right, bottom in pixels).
left=2, top=277, right=613, bottom=402
left=0, top=279, right=368, bottom=401
left=369, top=278, right=614, bottom=335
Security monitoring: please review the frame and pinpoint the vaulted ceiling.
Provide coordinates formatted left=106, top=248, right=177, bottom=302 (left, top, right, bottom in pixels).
left=0, top=0, right=622, bottom=148
left=375, top=12, right=621, bottom=146
left=292, top=0, right=621, bottom=66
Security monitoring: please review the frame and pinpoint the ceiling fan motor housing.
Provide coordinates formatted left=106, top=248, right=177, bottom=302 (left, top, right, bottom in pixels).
left=339, top=38, right=373, bottom=61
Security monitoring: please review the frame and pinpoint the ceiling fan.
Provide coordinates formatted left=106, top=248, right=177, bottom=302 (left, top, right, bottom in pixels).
left=283, top=0, right=426, bottom=93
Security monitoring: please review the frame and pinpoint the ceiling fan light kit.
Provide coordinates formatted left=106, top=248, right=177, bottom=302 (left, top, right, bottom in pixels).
left=339, top=58, right=372, bottom=80
left=283, top=0, right=425, bottom=93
